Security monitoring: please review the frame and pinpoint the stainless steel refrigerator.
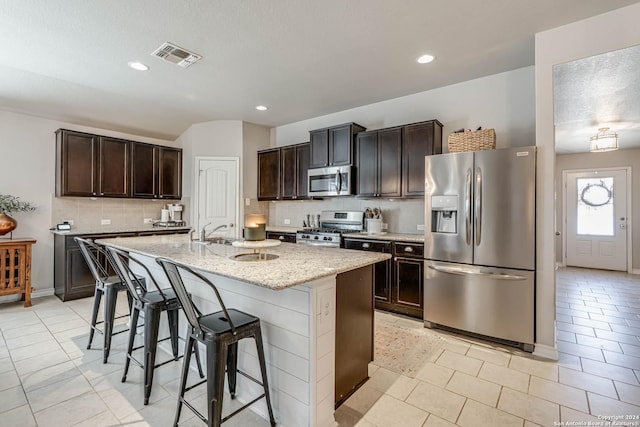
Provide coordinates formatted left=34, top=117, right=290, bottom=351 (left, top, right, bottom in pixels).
left=424, top=146, right=536, bottom=352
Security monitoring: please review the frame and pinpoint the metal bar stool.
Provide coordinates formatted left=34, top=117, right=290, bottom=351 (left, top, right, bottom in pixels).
left=107, top=246, right=204, bottom=405
left=75, top=237, right=133, bottom=364
left=156, top=257, right=277, bottom=427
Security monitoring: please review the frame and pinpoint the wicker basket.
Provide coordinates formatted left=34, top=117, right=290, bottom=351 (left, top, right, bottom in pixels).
left=448, top=128, right=496, bottom=153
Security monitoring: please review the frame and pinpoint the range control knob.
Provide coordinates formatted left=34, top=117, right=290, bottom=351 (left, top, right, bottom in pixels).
left=314, top=235, right=319, bottom=240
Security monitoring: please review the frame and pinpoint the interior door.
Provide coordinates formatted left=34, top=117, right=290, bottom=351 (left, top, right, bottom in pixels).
left=197, top=158, right=238, bottom=238
left=566, top=169, right=627, bottom=271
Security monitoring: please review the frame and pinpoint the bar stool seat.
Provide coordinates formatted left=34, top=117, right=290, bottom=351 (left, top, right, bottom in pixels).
left=107, top=246, right=204, bottom=405
left=156, top=257, right=277, bottom=427
left=75, top=237, right=133, bottom=364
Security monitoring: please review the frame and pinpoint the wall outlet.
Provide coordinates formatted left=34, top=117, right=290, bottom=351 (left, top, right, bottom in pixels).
left=245, top=198, right=251, bottom=206
left=382, top=223, right=388, bottom=230
left=284, top=219, right=291, bottom=225
left=144, top=218, right=153, bottom=224
left=101, top=219, right=111, bottom=225
left=417, top=224, right=425, bottom=231
left=64, top=219, right=74, bottom=226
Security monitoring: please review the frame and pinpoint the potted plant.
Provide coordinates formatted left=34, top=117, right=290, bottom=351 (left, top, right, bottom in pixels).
left=0, top=193, right=36, bottom=236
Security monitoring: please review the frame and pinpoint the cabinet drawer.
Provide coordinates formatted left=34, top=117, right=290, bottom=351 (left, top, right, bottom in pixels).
left=266, top=232, right=296, bottom=243
left=393, top=242, right=423, bottom=258
left=343, top=239, right=391, bottom=253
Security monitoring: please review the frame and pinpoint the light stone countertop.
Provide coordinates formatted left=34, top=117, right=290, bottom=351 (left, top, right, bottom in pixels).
left=265, top=226, right=300, bottom=234
left=51, top=225, right=191, bottom=236
left=342, top=232, right=424, bottom=243
left=97, top=234, right=390, bottom=290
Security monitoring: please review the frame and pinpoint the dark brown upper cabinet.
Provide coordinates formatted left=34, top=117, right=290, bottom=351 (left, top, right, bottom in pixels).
left=356, top=127, right=402, bottom=198
left=402, top=120, right=443, bottom=197
left=258, top=148, right=281, bottom=200
left=131, top=142, right=182, bottom=199
left=56, top=129, right=130, bottom=197
left=281, top=143, right=311, bottom=200
left=309, top=123, right=366, bottom=168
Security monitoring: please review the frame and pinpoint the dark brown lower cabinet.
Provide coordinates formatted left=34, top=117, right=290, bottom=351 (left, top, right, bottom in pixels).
left=54, top=229, right=188, bottom=301
left=335, top=265, right=374, bottom=408
left=343, top=238, right=391, bottom=304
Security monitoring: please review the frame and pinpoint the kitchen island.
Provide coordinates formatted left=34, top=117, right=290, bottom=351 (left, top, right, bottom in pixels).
left=97, top=234, right=390, bottom=427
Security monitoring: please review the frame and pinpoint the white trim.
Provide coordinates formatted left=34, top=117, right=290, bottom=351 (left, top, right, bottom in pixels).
left=193, top=156, right=241, bottom=239
left=532, top=343, right=559, bottom=361
left=632, top=269, right=640, bottom=275
left=33, top=288, right=55, bottom=298
left=561, top=166, right=633, bottom=273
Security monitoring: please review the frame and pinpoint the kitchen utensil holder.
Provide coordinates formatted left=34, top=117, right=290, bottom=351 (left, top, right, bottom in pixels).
left=367, top=218, right=382, bottom=234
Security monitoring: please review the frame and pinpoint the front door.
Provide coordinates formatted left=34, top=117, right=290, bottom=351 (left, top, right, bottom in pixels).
left=196, top=158, right=239, bottom=238
left=565, top=169, right=628, bottom=271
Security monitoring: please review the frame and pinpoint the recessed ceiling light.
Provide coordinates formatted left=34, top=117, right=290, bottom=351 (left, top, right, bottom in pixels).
left=255, top=105, right=268, bottom=111
left=128, top=61, right=149, bottom=71
left=417, top=54, right=435, bottom=64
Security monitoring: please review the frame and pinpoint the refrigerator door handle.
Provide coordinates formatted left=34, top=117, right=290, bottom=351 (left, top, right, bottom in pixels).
left=428, top=265, right=528, bottom=281
left=465, top=168, right=472, bottom=245
left=475, top=167, right=482, bottom=246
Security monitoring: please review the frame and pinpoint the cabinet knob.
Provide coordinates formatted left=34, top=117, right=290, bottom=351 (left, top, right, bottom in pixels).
left=279, top=236, right=284, bottom=240
left=100, top=193, right=104, bottom=196
left=404, top=246, right=414, bottom=252
left=362, top=243, right=370, bottom=249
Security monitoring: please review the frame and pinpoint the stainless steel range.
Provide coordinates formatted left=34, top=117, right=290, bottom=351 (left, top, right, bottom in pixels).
left=296, top=211, right=364, bottom=247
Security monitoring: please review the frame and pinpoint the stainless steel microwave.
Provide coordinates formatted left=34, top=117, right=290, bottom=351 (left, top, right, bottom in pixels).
left=308, top=165, right=354, bottom=197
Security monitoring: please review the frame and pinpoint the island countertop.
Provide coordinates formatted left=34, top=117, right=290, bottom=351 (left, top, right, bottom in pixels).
left=97, top=234, right=390, bottom=290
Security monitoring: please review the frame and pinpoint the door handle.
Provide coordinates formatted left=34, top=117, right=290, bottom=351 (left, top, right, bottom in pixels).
left=428, top=265, right=527, bottom=280
left=465, top=168, right=472, bottom=245
left=335, top=170, right=342, bottom=195
left=475, top=167, right=482, bottom=246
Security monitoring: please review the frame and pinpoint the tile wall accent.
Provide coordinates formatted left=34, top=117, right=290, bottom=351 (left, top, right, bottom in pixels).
left=51, top=196, right=183, bottom=229
left=269, top=198, right=424, bottom=234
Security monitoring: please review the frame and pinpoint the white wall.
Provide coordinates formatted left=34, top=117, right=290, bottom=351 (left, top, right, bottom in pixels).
left=555, top=149, right=640, bottom=269
left=535, top=2, right=640, bottom=358
left=0, top=109, right=175, bottom=296
left=270, top=67, right=536, bottom=233
left=273, top=66, right=535, bottom=149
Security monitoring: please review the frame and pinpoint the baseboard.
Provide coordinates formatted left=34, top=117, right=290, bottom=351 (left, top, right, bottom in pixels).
left=532, top=343, right=559, bottom=361
left=555, top=262, right=565, bottom=269
left=632, top=268, right=640, bottom=275
left=33, top=288, right=55, bottom=298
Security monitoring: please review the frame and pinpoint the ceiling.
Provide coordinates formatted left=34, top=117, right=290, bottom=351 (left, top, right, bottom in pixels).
left=554, top=44, right=640, bottom=154
left=0, top=0, right=638, bottom=142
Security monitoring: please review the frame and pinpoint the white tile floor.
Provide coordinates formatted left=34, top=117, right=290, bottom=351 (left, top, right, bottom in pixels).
left=1, top=267, right=639, bottom=426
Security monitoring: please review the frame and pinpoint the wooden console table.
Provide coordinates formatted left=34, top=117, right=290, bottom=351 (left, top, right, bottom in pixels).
left=0, top=238, right=36, bottom=307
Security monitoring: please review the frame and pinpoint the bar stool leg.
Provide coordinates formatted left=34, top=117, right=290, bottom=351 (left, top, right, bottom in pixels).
left=122, top=306, right=140, bottom=382
left=143, top=307, right=161, bottom=405
left=254, top=325, right=277, bottom=426
left=173, top=334, right=195, bottom=427
left=226, top=342, right=238, bottom=399
left=103, top=286, right=118, bottom=363
left=87, top=286, right=102, bottom=350
left=167, top=308, right=180, bottom=360
left=207, top=341, right=228, bottom=427
left=193, top=334, right=205, bottom=378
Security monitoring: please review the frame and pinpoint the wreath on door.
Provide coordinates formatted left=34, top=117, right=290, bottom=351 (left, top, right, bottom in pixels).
left=580, top=180, right=613, bottom=207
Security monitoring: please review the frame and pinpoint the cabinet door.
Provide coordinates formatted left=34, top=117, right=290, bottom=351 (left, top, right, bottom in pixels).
left=98, top=137, right=130, bottom=197
left=356, top=131, right=378, bottom=196
left=131, top=142, right=157, bottom=198
left=395, top=257, right=423, bottom=317
left=158, top=147, right=182, bottom=199
left=258, top=149, right=280, bottom=200
left=343, top=239, right=391, bottom=303
left=378, top=127, right=402, bottom=197
left=295, top=143, right=310, bottom=199
left=309, top=129, right=329, bottom=168
left=280, top=146, right=297, bottom=199
left=328, top=124, right=352, bottom=166
left=57, top=130, right=98, bottom=196
left=402, top=121, right=442, bottom=197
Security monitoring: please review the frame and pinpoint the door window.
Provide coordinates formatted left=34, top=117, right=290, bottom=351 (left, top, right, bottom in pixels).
left=576, top=177, right=614, bottom=236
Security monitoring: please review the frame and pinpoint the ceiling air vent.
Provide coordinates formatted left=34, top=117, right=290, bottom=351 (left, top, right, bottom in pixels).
left=151, top=42, right=202, bottom=68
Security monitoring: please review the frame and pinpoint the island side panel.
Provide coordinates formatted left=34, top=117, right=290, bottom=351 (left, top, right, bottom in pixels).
left=335, top=265, right=374, bottom=406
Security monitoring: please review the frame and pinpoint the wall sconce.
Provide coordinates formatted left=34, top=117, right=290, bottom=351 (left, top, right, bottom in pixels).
left=244, top=214, right=266, bottom=241
left=590, top=127, right=619, bottom=152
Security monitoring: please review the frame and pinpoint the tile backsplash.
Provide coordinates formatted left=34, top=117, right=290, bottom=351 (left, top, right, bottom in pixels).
left=269, top=198, right=425, bottom=234
left=51, top=196, right=184, bottom=229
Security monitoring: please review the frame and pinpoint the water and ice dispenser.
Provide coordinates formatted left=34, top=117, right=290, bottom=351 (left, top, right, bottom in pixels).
left=431, top=196, right=458, bottom=233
